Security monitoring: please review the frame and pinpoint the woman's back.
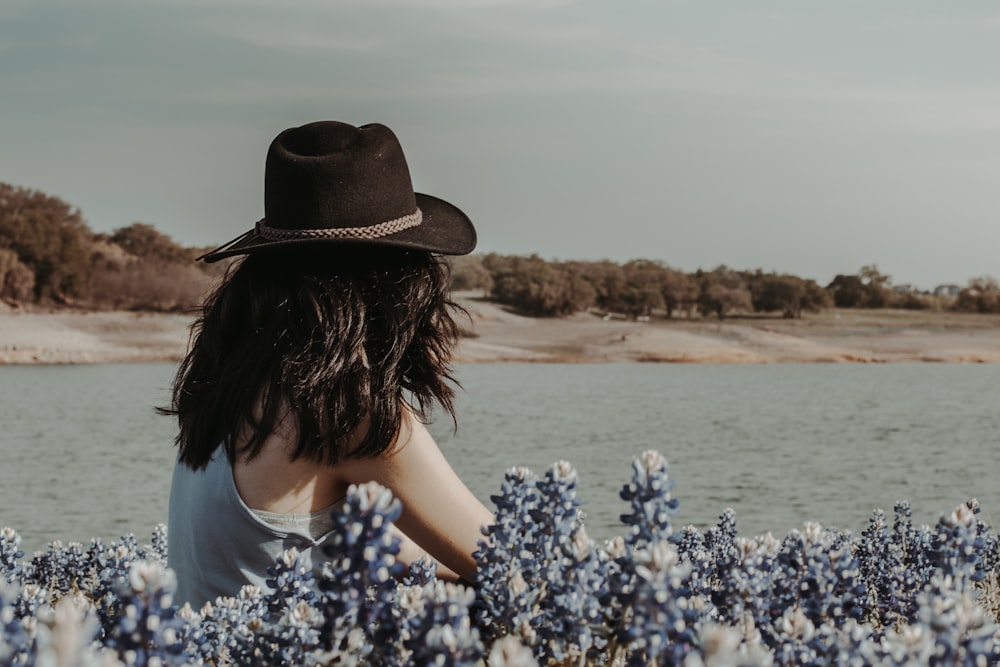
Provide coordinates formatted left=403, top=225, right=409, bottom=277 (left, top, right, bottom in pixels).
left=168, top=445, right=347, bottom=608
left=230, top=411, right=356, bottom=516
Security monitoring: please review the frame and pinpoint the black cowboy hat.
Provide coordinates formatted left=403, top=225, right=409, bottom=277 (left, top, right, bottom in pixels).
left=198, top=121, right=477, bottom=262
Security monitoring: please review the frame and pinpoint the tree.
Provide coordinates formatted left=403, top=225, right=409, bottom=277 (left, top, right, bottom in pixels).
left=828, top=266, right=892, bottom=309
left=697, top=266, right=753, bottom=320
left=955, top=276, right=1000, bottom=314
left=0, top=247, right=35, bottom=301
left=827, top=274, right=866, bottom=308
left=801, top=278, right=833, bottom=313
left=587, top=260, right=627, bottom=314
left=616, top=260, right=666, bottom=318
left=448, top=254, right=493, bottom=295
left=90, top=258, right=212, bottom=311
left=109, top=222, right=190, bottom=263
left=858, top=264, right=892, bottom=308
left=483, top=254, right=595, bottom=317
left=747, top=272, right=830, bottom=318
left=660, top=268, right=698, bottom=318
left=750, top=273, right=807, bottom=318
left=0, top=183, right=94, bottom=301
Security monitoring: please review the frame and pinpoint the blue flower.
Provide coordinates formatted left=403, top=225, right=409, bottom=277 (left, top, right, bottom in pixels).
left=609, top=540, right=702, bottom=666
left=317, top=481, right=407, bottom=663
left=619, top=450, right=680, bottom=549
left=3, top=453, right=1000, bottom=665
left=473, top=462, right=610, bottom=664
left=0, top=527, right=24, bottom=585
left=0, top=581, right=34, bottom=665
left=105, top=561, right=191, bottom=666
left=399, top=580, right=484, bottom=666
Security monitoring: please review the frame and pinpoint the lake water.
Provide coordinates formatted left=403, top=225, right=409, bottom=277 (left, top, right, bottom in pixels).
left=1, top=362, right=998, bottom=555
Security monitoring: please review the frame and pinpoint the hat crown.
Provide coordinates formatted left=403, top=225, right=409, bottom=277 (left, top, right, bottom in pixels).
left=264, top=121, right=417, bottom=232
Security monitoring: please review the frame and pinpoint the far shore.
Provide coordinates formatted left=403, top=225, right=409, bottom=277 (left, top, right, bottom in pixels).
left=1, top=296, right=999, bottom=365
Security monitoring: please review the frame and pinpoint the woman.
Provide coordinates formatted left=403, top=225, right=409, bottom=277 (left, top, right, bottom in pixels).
left=165, top=120, right=494, bottom=607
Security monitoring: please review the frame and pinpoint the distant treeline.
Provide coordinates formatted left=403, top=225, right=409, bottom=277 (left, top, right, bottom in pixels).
left=450, top=255, right=1000, bottom=319
left=0, top=183, right=222, bottom=311
left=2, top=182, right=998, bottom=316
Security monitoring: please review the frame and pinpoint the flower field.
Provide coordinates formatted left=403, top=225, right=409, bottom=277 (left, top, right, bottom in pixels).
left=2, top=451, right=999, bottom=666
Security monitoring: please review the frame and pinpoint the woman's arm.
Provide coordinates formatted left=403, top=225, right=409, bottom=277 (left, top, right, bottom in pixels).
left=391, top=525, right=462, bottom=581
left=338, top=409, right=494, bottom=581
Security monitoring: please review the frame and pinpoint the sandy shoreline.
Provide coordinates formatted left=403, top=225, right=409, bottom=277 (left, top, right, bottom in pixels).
left=2, top=297, right=999, bottom=365
left=456, top=298, right=1000, bottom=364
left=0, top=310, right=193, bottom=365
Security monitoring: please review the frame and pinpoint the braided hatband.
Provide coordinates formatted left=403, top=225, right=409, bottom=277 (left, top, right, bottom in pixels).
left=255, top=209, right=423, bottom=241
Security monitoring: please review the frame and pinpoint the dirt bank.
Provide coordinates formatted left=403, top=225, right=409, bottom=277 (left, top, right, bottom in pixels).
left=0, top=309, right=192, bottom=364
left=454, top=299, right=1000, bottom=364
left=1, top=299, right=999, bottom=365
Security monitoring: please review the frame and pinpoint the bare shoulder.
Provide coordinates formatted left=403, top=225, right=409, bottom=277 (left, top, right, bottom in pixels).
left=335, top=407, right=431, bottom=481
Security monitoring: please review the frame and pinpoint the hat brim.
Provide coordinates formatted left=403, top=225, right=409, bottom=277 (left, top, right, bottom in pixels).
left=198, top=193, right=476, bottom=263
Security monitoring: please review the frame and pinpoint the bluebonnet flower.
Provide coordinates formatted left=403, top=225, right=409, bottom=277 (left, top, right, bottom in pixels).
left=609, top=540, right=702, bottom=666
left=921, top=581, right=1000, bottom=666
left=857, top=500, right=993, bottom=636
left=619, top=450, right=680, bottom=549
left=771, top=522, right=866, bottom=630
left=254, top=597, right=324, bottom=666
left=684, top=623, right=772, bottom=667
left=104, top=561, right=190, bottom=666
left=15, top=580, right=49, bottom=623
left=527, top=461, right=610, bottom=662
left=397, top=579, right=484, bottom=666
left=472, top=466, right=542, bottom=642
left=887, top=501, right=939, bottom=623
left=193, top=585, right=270, bottom=665
left=148, top=524, right=169, bottom=567
left=930, top=501, right=986, bottom=590
left=877, top=579, right=1000, bottom=667
left=29, top=593, right=109, bottom=667
left=692, top=524, right=781, bottom=636
left=0, top=528, right=24, bottom=585
left=13, top=527, right=169, bottom=648
left=685, top=509, right=740, bottom=617
left=485, top=635, right=538, bottom=667
left=264, top=546, right=317, bottom=617
left=474, top=462, right=609, bottom=664
left=705, top=520, right=866, bottom=656
left=1, top=581, right=34, bottom=666
left=317, top=480, right=407, bottom=665
left=4, top=453, right=1000, bottom=665
left=24, top=540, right=90, bottom=599
left=402, top=558, right=438, bottom=587
left=607, top=456, right=715, bottom=665
left=253, top=548, right=324, bottom=664
left=89, top=537, right=154, bottom=638
left=857, top=508, right=905, bottom=632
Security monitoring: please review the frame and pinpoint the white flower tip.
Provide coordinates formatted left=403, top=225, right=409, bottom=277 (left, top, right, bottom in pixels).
left=127, top=561, right=175, bottom=594
left=639, top=450, right=666, bottom=474
left=550, top=460, right=577, bottom=482
left=238, top=584, right=262, bottom=599
left=509, top=466, right=535, bottom=481
left=488, top=635, right=538, bottom=667
left=802, top=521, right=825, bottom=542
left=945, top=502, right=976, bottom=527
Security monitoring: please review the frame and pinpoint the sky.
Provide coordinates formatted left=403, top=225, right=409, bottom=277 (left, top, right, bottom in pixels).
left=2, top=0, right=999, bottom=289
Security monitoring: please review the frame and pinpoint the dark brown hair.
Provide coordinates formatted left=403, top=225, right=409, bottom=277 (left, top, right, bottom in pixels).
left=163, top=246, right=461, bottom=469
